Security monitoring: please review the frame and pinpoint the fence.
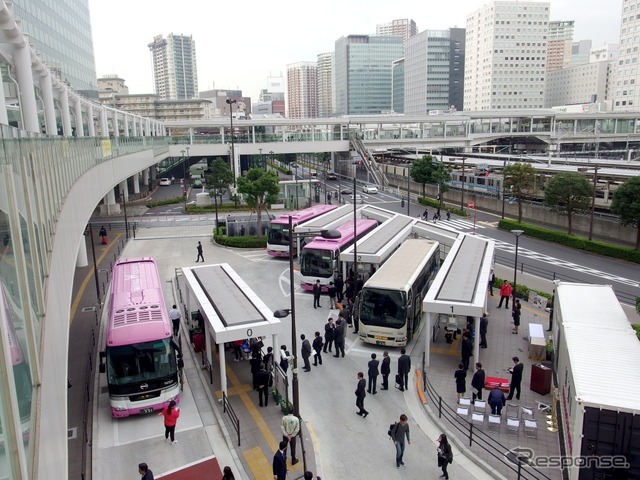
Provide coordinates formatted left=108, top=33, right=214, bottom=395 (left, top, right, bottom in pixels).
left=222, top=392, right=241, bottom=447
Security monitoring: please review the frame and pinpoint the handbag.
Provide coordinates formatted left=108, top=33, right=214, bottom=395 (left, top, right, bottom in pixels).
left=387, top=422, right=397, bottom=438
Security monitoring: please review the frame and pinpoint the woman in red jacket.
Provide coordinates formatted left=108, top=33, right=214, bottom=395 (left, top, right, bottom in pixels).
left=158, top=400, right=180, bottom=444
left=497, top=280, right=512, bottom=309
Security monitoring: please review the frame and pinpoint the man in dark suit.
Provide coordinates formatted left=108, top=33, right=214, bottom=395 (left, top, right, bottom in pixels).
left=367, top=353, right=379, bottom=394
left=255, top=364, right=270, bottom=407
left=300, top=334, right=312, bottom=372
left=272, top=440, right=288, bottom=480
left=355, top=372, right=368, bottom=417
left=312, top=280, right=321, bottom=308
left=333, top=319, right=345, bottom=358
left=461, top=333, right=473, bottom=371
left=507, top=356, right=524, bottom=400
left=471, top=362, right=486, bottom=403
left=397, top=348, right=411, bottom=391
left=479, top=314, right=489, bottom=348
left=381, top=351, right=391, bottom=390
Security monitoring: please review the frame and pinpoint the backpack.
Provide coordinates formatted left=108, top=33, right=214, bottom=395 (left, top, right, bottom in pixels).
left=387, top=422, right=397, bottom=438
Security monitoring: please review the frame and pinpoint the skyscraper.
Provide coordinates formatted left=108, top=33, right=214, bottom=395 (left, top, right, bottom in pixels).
left=614, top=0, right=640, bottom=111
left=376, top=19, right=418, bottom=44
left=148, top=34, right=198, bottom=100
left=287, top=62, right=318, bottom=118
left=317, top=52, right=333, bottom=118
left=547, top=21, right=574, bottom=72
left=11, top=0, right=98, bottom=97
left=464, top=1, right=550, bottom=110
left=334, top=35, right=404, bottom=116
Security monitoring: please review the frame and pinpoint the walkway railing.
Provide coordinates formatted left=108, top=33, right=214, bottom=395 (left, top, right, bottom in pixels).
left=222, top=392, right=241, bottom=447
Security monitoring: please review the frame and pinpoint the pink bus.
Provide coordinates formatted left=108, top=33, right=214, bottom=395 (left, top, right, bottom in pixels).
left=299, top=218, right=378, bottom=291
left=267, top=204, right=338, bottom=257
left=99, top=258, right=180, bottom=418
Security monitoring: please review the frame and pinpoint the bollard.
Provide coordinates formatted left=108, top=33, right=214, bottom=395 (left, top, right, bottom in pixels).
left=401, top=198, right=405, bottom=208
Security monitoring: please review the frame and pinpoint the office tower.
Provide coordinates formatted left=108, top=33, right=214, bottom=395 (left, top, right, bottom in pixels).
left=392, top=59, right=405, bottom=113
left=464, top=1, right=550, bottom=111
left=547, top=20, right=574, bottom=72
left=148, top=34, right=198, bottom=100
left=545, top=61, right=610, bottom=107
left=287, top=62, right=318, bottom=118
left=334, top=35, right=404, bottom=115
left=405, top=28, right=466, bottom=115
left=11, top=0, right=98, bottom=97
left=259, top=74, right=286, bottom=116
left=614, top=0, right=640, bottom=110
left=376, top=19, right=418, bottom=44
left=317, top=52, right=333, bottom=117
left=572, top=40, right=593, bottom=65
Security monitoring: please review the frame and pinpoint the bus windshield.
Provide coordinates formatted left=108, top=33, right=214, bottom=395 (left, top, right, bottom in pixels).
left=359, top=288, right=407, bottom=329
left=300, top=249, right=333, bottom=277
left=267, top=224, right=289, bottom=246
left=106, top=339, right=177, bottom=386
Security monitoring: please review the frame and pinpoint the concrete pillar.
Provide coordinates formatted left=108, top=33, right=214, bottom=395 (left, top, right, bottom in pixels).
left=142, top=168, right=150, bottom=186
left=132, top=117, right=138, bottom=136
left=76, top=236, right=88, bottom=267
left=132, top=173, right=140, bottom=194
left=425, top=312, right=431, bottom=367
left=189, top=127, right=194, bottom=144
left=73, top=97, right=84, bottom=136
left=40, top=72, right=58, bottom=135
left=100, top=108, right=108, bottom=137
left=119, top=179, right=129, bottom=202
left=99, top=188, right=120, bottom=215
left=13, top=43, right=39, bottom=133
left=87, top=104, right=96, bottom=137
left=474, top=317, right=480, bottom=364
left=113, top=111, right=119, bottom=138
left=0, top=71, right=9, bottom=125
left=218, top=336, right=227, bottom=399
left=59, top=87, right=72, bottom=136
left=123, top=115, right=130, bottom=137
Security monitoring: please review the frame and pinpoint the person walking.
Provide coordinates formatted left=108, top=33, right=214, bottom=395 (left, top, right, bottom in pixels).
left=367, top=353, right=379, bottom=394
left=446, top=210, right=451, bottom=221
left=479, top=313, right=489, bottom=348
left=327, top=282, right=337, bottom=309
left=507, top=356, right=524, bottom=400
left=138, top=463, right=154, bottom=480
left=222, top=466, right=235, bottom=480
left=168, top=304, right=181, bottom=337
left=471, top=362, right=486, bottom=403
left=355, top=372, right=369, bottom=417
left=158, top=400, right=180, bottom=444
left=381, top=351, right=391, bottom=390
left=397, top=348, right=411, bottom=391
left=437, top=434, right=453, bottom=479
left=312, top=280, right=322, bottom=308
left=312, top=331, right=323, bottom=366
left=99, top=226, right=108, bottom=245
left=488, top=385, right=506, bottom=415
left=333, top=319, right=345, bottom=358
left=390, top=414, right=411, bottom=468
left=488, top=268, right=495, bottom=296
left=512, top=299, right=521, bottom=334
left=461, top=333, right=473, bottom=371
left=300, top=334, right=312, bottom=372
left=498, top=280, right=512, bottom=308
left=422, top=208, right=429, bottom=220
left=323, top=317, right=335, bottom=353
left=281, top=407, right=300, bottom=466
left=272, top=440, right=288, bottom=480
left=195, top=241, right=204, bottom=263
left=454, top=363, right=466, bottom=402
left=256, top=363, right=270, bottom=407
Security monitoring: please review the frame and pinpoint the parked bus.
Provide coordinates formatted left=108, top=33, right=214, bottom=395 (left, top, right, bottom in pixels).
left=358, top=239, right=440, bottom=347
left=267, top=204, right=338, bottom=257
left=99, top=258, right=180, bottom=418
left=299, top=218, right=378, bottom=291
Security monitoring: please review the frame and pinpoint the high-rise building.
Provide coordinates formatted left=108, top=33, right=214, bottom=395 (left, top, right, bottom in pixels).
left=148, top=34, right=198, bottom=100
left=404, top=28, right=466, bottom=115
left=334, top=35, right=404, bottom=115
left=287, top=62, right=318, bottom=119
left=547, top=20, right=574, bottom=72
left=545, top=61, right=610, bottom=107
left=317, top=52, right=333, bottom=118
left=464, top=1, right=550, bottom=111
left=11, top=0, right=98, bottom=97
left=614, top=0, right=640, bottom=110
left=590, top=44, right=619, bottom=63
left=572, top=39, right=593, bottom=65
left=392, top=59, right=405, bottom=113
left=376, top=19, right=418, bottom=44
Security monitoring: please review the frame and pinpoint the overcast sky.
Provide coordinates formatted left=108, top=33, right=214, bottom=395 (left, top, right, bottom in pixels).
left=89, top=0, right=622, bottom=101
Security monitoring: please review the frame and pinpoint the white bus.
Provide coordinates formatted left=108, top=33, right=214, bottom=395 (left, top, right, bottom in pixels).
left=357, top=239, right=440, bottom=347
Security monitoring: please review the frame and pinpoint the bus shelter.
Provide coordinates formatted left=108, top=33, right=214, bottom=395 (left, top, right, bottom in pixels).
left=422, top=234, right=495, bottom=366
left=176, top=263, right=282, bottom=397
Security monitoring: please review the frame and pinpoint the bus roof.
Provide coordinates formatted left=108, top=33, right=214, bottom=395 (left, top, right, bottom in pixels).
left=294, top=204, right=355, bottom=234
left=106, top=257, right=171, bottom=347
left=341, top=214, right=414, bottom=264
left=303, top=218, right=378, bottom=252
left=363, top=239, right=439, bottom=291
left=270, top=205, right=337, bottom=226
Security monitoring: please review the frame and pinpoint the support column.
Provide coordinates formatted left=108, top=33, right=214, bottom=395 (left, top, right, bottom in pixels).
left=73, top=97, right=84, bottom=137
left=132, top=173, right=140, bottom=194
left=123, top=115, right=130, bottom=137
left=113, top=111, right=119, bottom=138
left=59, top=87, right=72, bottom=136
left=474, top=316, right=480, bottom=363
left=132, top=117, right=138, bottom=136
left=13, top=43, right=39, bottom=133
left=99, top=189, right=120, bottom=215
left=0, top=71, right=9, bottom=125
left=119, top=179, right=129, bottom=202
left=76, top=237, right=88, bottom=267
left=142, top=168, right=150, bottom=186
left=219, top=337, right=227, bottom=399
left=425, top=312, right=431, bottom=367
left=40, top=72, right=57, bottom=135
left=87, top=104, right=96, bottom=137
left=189, top=127, right=194, bottom=144
left=100, top=108, right=108, bottom=137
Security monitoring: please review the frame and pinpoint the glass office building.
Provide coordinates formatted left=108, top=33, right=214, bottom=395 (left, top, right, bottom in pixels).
left=11, top=0, right=98, bottom=98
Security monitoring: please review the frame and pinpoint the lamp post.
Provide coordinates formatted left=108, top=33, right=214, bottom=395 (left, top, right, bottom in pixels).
left=226, top=98, right=237, bottom=189
left=292, top=165, right=299, bottom=209
left=588, top=165, right=599, bottom=241
left=185, top=146, right=190, bottom=209
left=259, top=147, right=264, bottom=171
left=269, top=151, right=274, bottom=172
left=501, top=158, right=507, bottom=219
left=460, top=157, right=466, bottom=211
left=406, top=163, right=411, bottom=216
left=353, top=175, right=359, bottom=295
left=511, top=229, right=524, bottom=310
left=181, top=149, right=186, bottom=183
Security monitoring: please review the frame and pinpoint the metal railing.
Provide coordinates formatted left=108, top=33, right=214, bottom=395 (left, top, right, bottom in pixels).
left=222, top=392, right=241, bottom=447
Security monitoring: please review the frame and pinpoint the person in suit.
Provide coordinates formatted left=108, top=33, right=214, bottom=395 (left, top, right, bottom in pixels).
left=488, top=268, right=495, bottom=296
left=138, top=463, right=154, bottom=480
left=488, top=386, right=506, bottom=415
left=312, top=331, right=323, bottom=366
left=367, top=353, right=379, bottom=394
left=380, top=351, right=391, bottom=390
left=507, top=356, right=524, bottom=400
left=272, top=440, right=288, bottom=480
left=312, top=280, right=321, bottom=308
left=471, top=362, right=486, bottom=402
left=279, top=345, right=292, bottom=373
left=512, top=299, right=521, bottom=334
left=397, top=348, right=411, bottom=391
left=323, top=317, right=335, bottom=353
left=334, top=274, right=344, bottom=302
left=454, top=364, right=466, bottom=402
left=256, top=364, right=270, bottom=407
left=196, top=241, right=204, bottom=263
left=300, top=334, right=312, bottom=372
left=327, top=282, right=337, bottom=309
left=479, top=313, right=489, bottom=348
left=355, top=372, right=368, bottom=417
left=461, top=333, right=473, bottom=371
left=333, top=319, right=345, bottom=358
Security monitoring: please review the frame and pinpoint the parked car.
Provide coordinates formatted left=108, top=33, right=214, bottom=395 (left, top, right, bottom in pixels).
left=193, top=179, right=202, bottom=188
left=326, top=172, right=338, bottom=180
left=159, top=178, right=171, bottom=186
left=340, top=188, right=352, bottom=195
left=362, top=184, right=378, bottom=194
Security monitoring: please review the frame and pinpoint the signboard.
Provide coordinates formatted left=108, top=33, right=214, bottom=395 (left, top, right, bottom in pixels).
left=467, top=201, right=475, bottom=209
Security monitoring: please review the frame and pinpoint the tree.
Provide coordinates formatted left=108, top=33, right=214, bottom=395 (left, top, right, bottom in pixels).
left=610, top=176, right=640, bottom=250
left=206, top=158, right=234, bottom=227
left=543, top=173, right=592, bottom=235
left=504, top=162, right=536, bottom=222
left=237, top=168, right=280, bottom=239
left=410, top=154, right=451, bottom=201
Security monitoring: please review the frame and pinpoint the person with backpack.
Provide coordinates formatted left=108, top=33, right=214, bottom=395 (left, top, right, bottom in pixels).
left=437, top=433, right=453, bottom=479
left=279, top=345, right=292, bottom=373
left=389, top=414, right=411, bottom=468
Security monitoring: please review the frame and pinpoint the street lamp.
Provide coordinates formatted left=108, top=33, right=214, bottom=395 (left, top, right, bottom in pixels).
left=258, top=147, right=264, bottom=171
left=511, top=230, right=524, bottom=310
left=274, top=217, right=340, bottom=470
left=588, top=165, right=599, bottom=241
left=226, top=98, right=237, bottom=189
left=460, top=157, right=466, bottom=211
left=292, top=165, right=299, bottom=209
left=501, top=158, right=508, bottom=219
left=406, top=163, right=411, bottom=216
